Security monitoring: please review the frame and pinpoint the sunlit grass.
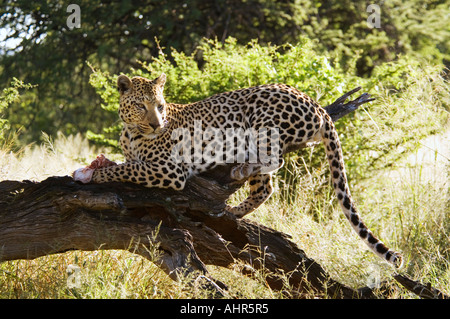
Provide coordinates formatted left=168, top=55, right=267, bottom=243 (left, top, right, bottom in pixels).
left=244, top=127, right=450, bottom=297
left=0, top=132, right=122, bottom=182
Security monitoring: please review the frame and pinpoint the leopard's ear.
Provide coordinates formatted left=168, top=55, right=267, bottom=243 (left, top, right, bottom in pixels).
left=117, top=74, right=132, bottom=94
left=154, top=73, right=166, bottom=88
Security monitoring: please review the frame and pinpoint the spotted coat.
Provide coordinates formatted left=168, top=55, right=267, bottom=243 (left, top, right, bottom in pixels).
left=89, top=73, right=402, bottom=268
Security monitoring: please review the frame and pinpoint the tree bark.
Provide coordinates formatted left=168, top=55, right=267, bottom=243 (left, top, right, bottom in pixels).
left=0, top=174, right=368, bottom=298
left=0, top=88, right=395, bottom=298
left=393, top=274, right=449, bottom=299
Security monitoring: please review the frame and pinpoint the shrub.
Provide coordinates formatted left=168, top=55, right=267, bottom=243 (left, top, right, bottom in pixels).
left=0, top=78, right=34, bottom=146
left=87, top=37, right=355, bottom=152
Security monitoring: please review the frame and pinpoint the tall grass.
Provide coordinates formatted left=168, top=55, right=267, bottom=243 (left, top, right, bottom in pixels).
left=0, top=132, right=123, bottom=182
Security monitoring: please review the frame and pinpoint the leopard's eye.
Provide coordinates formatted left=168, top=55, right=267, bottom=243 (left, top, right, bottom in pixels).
left=135, top=103, right=145, bottom=111
left=157, top=104, right=164, bottom=112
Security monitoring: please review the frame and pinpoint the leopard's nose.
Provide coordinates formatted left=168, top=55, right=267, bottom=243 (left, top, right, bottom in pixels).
left=149, top=120, right=164, bottom=132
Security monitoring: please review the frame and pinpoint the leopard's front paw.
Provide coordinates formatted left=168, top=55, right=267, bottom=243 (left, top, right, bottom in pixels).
left=72, top=167, right=95, bottom=184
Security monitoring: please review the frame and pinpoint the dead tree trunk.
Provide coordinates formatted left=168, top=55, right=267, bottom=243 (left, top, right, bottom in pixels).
left=0, top=174, right=361, bottom=298
left=4, top=88, right=438, bottom=299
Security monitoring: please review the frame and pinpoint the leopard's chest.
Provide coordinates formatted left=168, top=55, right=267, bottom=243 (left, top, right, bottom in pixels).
left=128, top=133, right=173, bottom=162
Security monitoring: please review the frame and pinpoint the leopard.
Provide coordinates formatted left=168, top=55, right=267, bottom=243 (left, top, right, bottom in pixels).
left=73, top=73, right=403, bottom=268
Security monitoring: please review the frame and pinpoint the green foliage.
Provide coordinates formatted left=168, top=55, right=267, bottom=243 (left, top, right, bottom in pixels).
left=89, top=37, right=355, bottom=154
left=86, top=63, right=121, bottom=151
left=1, top=0, right=448, bottom=146
left=89, top=37, right=352, bottom=142
left=0, top=78, right=34, bottom=144
left=138, top=37, right=351, bottom=102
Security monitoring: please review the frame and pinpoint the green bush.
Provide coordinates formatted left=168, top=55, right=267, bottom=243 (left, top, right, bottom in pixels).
left=0, top=79, right=34, bottom=146
left=2, top=1, right=448, bottom=146
left=88, top=37, right=355, bottom=151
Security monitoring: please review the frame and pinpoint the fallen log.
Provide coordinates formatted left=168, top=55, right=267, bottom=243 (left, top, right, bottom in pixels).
left=0, top=174, right=363, bottom=298
left=393, top=274, right=450, bottom=299
left=0, top=88, right=392, bottom=298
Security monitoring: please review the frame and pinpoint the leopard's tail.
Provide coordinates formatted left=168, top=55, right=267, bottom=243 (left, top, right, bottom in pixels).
left=321, top=115, right=403, bottom=268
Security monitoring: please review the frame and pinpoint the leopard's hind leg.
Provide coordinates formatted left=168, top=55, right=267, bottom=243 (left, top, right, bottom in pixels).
left=226, top=159, right=283, bottom=218
left=226, top=173, right=274, bottom=218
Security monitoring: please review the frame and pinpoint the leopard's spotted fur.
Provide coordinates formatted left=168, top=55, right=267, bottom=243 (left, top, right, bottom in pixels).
left=86, top=73, right=403, bottom=268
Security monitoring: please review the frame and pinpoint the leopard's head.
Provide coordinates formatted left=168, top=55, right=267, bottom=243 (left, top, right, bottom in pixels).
left=117, top=74, right=167, bottom=138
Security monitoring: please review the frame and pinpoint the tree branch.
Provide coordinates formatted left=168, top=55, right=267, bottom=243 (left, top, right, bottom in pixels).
left=324, top=87, right=375, bottom=122
left=393, top=274, right=450, bottom=299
